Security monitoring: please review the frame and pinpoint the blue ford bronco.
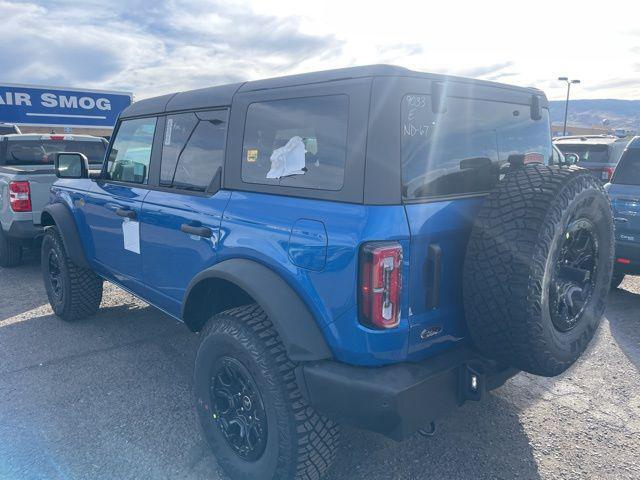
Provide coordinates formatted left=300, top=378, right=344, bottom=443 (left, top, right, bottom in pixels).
left=41, top=66, right=614, bottom=480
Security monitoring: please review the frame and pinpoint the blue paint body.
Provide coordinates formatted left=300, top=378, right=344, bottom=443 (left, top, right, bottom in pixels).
left=49, top=180, right=481, bottom=366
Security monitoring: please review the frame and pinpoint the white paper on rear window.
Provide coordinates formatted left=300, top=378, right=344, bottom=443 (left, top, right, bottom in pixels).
left=266, top=136, right=306, bottom=179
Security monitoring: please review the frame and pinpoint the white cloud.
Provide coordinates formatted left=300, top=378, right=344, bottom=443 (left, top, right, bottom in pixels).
left=1, top=0, right=639, bottom=100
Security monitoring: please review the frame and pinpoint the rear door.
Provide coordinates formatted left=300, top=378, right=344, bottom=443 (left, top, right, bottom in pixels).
left=609, top=146, right=640, bottom=244
left=397, top=80, right=552, bottom=357
left=83, top=117, right=158, bottom=291
left=139, top=109, right=231, bottom=316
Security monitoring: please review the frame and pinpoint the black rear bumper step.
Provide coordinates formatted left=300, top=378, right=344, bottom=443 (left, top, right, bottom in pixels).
left=297, top=346, right=517, bottom=441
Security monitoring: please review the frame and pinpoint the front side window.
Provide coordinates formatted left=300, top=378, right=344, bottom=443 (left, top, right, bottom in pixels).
left=241, top=95, right=348, bottom=191
left=401, top=95, right=551, bottom=200
left=160, top=110, right=228, bottom=191
left=106, top=117, right=157, bottom=184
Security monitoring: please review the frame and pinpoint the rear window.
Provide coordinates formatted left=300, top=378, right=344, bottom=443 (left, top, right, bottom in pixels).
left=0, top=125, right=19, bottom=135
left=555, top=144, right=609, bottom=164
left=612, top=148, right=640, bottom=185
left=401, top=95, right=551, bottom=200
left=241, top=95, right=348, bottom=191
left=4, top=138, right=106, bottom=165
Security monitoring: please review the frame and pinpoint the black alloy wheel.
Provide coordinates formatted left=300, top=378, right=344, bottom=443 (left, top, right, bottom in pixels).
left=549, top=218, right=599, bottom=332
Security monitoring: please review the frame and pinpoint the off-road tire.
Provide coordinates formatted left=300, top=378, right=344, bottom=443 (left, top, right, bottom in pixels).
left=41, top=226, right=103, bottom=321
left=464, top=165, right=614, bottom=377
left=194, top=304, right=339, bottom=480
left=611, top=272, right=625, bottom=290
left=0, top=228, right=22, bottom=268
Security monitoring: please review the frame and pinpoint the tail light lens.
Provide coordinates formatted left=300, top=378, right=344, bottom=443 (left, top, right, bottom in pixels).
left=9, top=181, right=32, bottom=212
left=602, top=167, right=614, bottom=181
left=359, top=242, right=403, bottom=329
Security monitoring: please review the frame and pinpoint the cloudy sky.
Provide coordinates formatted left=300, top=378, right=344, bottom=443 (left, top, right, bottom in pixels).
left=1, top=0, right=639, bottom=101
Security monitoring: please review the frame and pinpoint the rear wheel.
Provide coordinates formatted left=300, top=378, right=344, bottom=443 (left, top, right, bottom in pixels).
left=464, top=165, right=614, bottom=377
left=194, top=304, right=339, bottom=480
left=0, top=228, right=22, bottom=268
left=41, top=226, right=103, bottom=321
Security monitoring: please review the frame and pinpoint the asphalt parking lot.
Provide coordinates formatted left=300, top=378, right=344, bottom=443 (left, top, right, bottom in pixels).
left=1, top=254, right=639, bottom=480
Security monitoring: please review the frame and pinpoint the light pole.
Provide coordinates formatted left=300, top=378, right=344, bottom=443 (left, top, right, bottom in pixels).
left=558, top=77, right=580, bottom=136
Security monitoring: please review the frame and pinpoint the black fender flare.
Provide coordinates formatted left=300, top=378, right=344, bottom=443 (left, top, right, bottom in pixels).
left=183, top=259, right=332, bottom=362
left=42, top=203, right=90, bottom=268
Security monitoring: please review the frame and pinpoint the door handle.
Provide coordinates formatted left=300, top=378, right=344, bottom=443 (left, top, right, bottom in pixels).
left=614, top=217, right=629, bottom=223
left=181, top=223, right=213, bottom=238
left=115, top=208, right=136, bottom=220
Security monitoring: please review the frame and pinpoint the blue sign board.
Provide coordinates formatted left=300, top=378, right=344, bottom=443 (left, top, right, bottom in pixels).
left=0, top=84, right=132, bottom=128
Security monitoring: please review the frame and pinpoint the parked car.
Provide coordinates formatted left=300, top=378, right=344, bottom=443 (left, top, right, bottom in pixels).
left=554, top=135, right=628, bottom=182
left=0, top=133, right=107, bottom=267
left=0, top=123, right=21, bottom=135
left=40, top=65, right=614, bottom=480
left=605, top=136, right=640, bottom=288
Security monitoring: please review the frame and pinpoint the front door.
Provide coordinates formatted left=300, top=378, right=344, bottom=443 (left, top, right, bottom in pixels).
left=83, top=116, right=158, bottom=291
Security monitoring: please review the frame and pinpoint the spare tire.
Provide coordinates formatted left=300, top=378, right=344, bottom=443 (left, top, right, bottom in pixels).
left=463, top=165, right=614, bottom=377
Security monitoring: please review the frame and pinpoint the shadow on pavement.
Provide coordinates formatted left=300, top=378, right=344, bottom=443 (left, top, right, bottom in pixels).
left=607, top=286, right=640, bottom=370
left=327, top=390, right=540, bottom=480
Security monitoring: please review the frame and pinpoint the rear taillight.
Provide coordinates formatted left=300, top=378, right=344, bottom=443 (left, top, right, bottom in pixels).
left=617, top=258, right=631, bottom=265
left=9, top=181, right=31, bottom=212
left=602, top=167, right=614, bottom=181
left=359, top=242, right=403, bottom=329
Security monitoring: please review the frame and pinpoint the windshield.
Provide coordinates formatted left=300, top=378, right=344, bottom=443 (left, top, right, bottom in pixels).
left=612, top=148, right=640, bottom=185
left=4, top=139, right=106, bottom=165
left=555, top=144, right=609, bottom=164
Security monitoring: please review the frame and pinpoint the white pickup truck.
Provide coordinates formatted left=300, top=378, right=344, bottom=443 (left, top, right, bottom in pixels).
left=0, top=133, right=107, bottom=267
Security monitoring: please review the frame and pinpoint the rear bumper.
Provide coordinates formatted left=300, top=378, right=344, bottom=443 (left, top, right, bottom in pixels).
left=297, top=346, right=518, bottom=440
left=4, top=220, right=43, bottom=244
left=615, top=240, right=640, bottom=274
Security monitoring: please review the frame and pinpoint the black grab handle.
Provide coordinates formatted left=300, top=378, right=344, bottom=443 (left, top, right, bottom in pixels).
left=180, top=223, right=213, bottom=238
left=427, top=244, right=442, bottom=309
left=115, top=208, right=136, bottom=220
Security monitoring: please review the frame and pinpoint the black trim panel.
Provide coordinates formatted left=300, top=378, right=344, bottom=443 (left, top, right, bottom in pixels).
left=41, top=203, right=90, bottom=268
left=183, top=258, right=332, bottom=361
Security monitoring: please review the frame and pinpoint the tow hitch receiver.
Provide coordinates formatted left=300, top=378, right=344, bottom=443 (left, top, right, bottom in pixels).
left=459, top=363, right=485, bottom=402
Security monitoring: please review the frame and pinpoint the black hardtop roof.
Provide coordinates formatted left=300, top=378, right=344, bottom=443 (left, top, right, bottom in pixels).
left=120, top=64, right=545, bottom=119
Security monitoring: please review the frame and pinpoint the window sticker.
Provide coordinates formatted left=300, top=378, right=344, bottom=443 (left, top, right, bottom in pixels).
left=266, top=136, right=306, bottom=179
left=246, top=148, right=258, bottom=163
left=164, top=118, right=174, bottom=146
left=122, top=218, right=140, bottom=254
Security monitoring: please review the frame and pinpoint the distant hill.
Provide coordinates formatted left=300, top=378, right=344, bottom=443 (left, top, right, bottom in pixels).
left=549, top=99, right=640, bottom=131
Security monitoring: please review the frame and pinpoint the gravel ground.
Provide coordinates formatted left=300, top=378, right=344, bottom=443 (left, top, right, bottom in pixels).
left=1, top=254, right=639, bottom=480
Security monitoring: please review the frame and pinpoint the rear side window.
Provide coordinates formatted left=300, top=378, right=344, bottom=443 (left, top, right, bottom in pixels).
left=106, top=117, right=157, bottom=184
left=4, top=138, right=106, bottom=165
left=160, top=110, right=228, bottom=191
left=612, top=148, right=640, bottom=185
left=241, top=95, right=348, bottom=191
left=555, top=144, right=609, bottom=164
left=401, top=95, right=551, bottom=200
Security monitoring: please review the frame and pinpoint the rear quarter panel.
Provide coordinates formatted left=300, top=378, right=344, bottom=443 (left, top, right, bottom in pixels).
left=220, top=192, right=411, bottom=366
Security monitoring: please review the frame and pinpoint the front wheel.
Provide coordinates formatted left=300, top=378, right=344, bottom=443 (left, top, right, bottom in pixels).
left=41, top=226, right=103, bottom=321
left=194, top=305, right=339, bottom=480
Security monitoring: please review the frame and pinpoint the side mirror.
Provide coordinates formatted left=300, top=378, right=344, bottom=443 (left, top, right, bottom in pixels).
left=55, top=152, right=89, bottom=179
left=563, top=153, right=579, bottom=165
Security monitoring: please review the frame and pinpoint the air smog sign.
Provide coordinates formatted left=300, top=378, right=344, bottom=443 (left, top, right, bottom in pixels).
left=0, top=84, right=132, bottom=127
